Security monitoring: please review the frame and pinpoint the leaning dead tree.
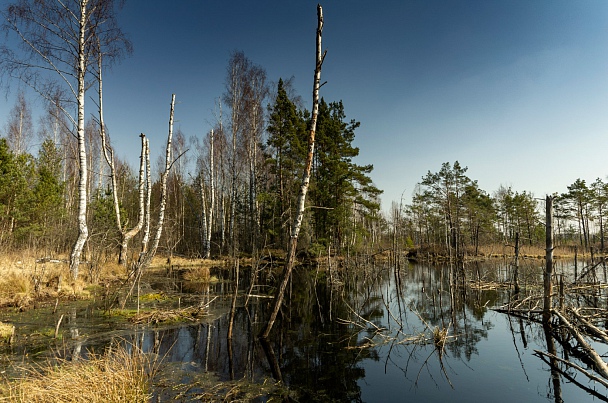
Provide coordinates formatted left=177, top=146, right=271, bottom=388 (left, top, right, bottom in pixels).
left=261, top=4, right=326, bottom=339
left=543, top=195, right=554, bottom=321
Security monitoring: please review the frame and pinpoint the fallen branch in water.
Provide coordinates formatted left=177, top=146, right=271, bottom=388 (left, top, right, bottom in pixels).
left=568, top=308, right=608, bottom=344
left=552, top=308, right=608, bottom=379
left=534, top=349, right=608, bottom=389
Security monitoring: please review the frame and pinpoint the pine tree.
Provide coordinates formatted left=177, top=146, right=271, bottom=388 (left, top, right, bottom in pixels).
left=310, top=99, right=381, bottom=251
left=264, top=78, right=307, bottom=246
left=0, top=138, right=35, bottom=247
left=32, top=139, right=64, bottom=252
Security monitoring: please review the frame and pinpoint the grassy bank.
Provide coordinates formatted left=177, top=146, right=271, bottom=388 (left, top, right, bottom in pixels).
left=0, top=343, right=157, bottom=402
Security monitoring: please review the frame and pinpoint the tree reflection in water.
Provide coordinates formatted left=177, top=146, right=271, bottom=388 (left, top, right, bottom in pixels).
left=49, top=259, right=607, bottom=401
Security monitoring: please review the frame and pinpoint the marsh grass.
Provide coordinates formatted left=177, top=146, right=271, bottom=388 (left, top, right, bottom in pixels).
left=474, top=243, right=576, bottom=259
left=0, top=322, right=15, bottom=343
left=180, top=266, right=211, bottom=283
left=433, top=326, right=448, bottom=350
left=0, top=342, right=158, bottom=403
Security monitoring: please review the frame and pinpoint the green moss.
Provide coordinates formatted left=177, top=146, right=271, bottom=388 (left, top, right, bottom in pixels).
left=102, top=308, right=140, bottom=320
left=139, top=293, right=168, bottom=302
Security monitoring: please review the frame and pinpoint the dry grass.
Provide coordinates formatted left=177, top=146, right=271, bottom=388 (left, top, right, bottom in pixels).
left=153, top=255, right=219, bottom=268
left=0, top=342, right=157, bottom=403
left=93, top=261, right=126, bottom=280
left=433, top=326, right=448, bottom=350
left=180, top=266, right=211, bottom=283
left=473, top=243, right=578, bottom=259
left=0, top=322, right=14, bottom=344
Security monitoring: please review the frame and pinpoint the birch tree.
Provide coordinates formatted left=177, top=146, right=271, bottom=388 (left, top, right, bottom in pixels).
left=198, top=128, right=216, bottom=259
left=1, top=0, right=131, bottom=279
left=224, top=52, right=249, bottom=256
left=243, top=64, right=268, bottom=253
left=5, top=91, right=33, bottom=156
left=136, top=94, right=176, bottom=272
left=262, top=4, right=326, bottom=338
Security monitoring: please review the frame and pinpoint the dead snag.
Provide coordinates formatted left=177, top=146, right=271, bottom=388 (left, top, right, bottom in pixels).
left=261, top=4, right=326, bottom=339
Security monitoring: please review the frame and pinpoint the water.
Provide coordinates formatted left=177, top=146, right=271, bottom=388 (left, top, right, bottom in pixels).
left=1, top=260, right=607, bottom=402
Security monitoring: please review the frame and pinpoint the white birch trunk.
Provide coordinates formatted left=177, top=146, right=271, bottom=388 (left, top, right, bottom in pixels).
left=204, top=129, right=215, bottom=259
left=69, top=0, right=90, bottom=279
left=141, top=137, right=151, bottom=254
left=200, top=173, right=208, bottom=256
left=98, top=55, right=122, bottom=236
left=119, top=134, right=147, bottom=264
left=137, top=94, right=175, bottom=271
left=207, top=129, right=215, bottom=258
left=230, top=116, right=237, bottom=255
left=262, top=4, right=325, bottom=338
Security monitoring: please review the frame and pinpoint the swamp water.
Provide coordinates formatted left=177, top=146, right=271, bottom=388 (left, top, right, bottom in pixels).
left=1, top=260, right=607, bottom=402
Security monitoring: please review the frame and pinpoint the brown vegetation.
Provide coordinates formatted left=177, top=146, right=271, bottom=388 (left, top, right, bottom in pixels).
left=0, top=342, right=157, bottom=402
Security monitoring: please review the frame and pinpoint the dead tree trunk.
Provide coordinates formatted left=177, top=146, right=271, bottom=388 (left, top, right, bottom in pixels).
left=203, top=129, right=215, bottom=259
left=119, top=134, right=147, bottom=264
left=261, top=4, right=326, bottom=339
left=543, top=195, right=553, bottom=321
left=97, top=51, right=146, bottom=266
left=552, top=309, right=608, bottom=379
left=513, top=231, right=520, bottom=294
left=141, top=136, right=151, bottom=254
left=136, top=94, right=176, bottom=272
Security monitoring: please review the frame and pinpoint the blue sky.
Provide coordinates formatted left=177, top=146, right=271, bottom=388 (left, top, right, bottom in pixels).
left=1, top=0, right=607, bottom=210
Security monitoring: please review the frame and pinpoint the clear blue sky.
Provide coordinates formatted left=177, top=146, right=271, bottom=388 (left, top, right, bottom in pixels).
left=2, top=0, right=607, bottom=210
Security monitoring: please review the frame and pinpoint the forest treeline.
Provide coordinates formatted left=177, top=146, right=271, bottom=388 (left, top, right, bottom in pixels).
left=1, top=82, right=605, bottom=263
left=0, top=52, right=384, bottom=265
left=393, top=161, right=608, bottom=257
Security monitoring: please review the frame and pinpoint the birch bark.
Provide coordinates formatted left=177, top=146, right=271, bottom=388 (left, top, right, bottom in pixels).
left=69, top=1, right=90, bottom=279
left=206, top=129, right=215, bottom=258
left=136, top=94, right=175, bottom=272
left=261, top=4, right=326, bottom=338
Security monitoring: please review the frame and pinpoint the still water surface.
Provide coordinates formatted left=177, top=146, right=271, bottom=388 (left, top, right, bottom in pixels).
left=2, top=260, right=606, bottom=402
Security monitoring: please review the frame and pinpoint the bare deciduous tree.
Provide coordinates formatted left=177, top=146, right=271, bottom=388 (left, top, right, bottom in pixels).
left=1, top=0, right=131, bottom=279
left=5, top=91, right=33, bottom=156
left=136, top=94, right=176, bottom=272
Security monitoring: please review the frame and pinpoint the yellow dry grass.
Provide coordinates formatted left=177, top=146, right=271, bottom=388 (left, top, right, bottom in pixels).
left=0, top=321, right=15, bottom=343
left=152, top=255, right=218, bottom=268
left=433, top=326, right=448, bottom=350
left=0, top=252, right=92, bottom=307
left=473, top=243, right=578, bottom=259
left=0, top=343, right=156, bottom=403
left=180, top=266, right=211, bottom=283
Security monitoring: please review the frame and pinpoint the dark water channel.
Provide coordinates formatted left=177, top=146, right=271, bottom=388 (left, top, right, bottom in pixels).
left=2, top=260, right=607, bottom=402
